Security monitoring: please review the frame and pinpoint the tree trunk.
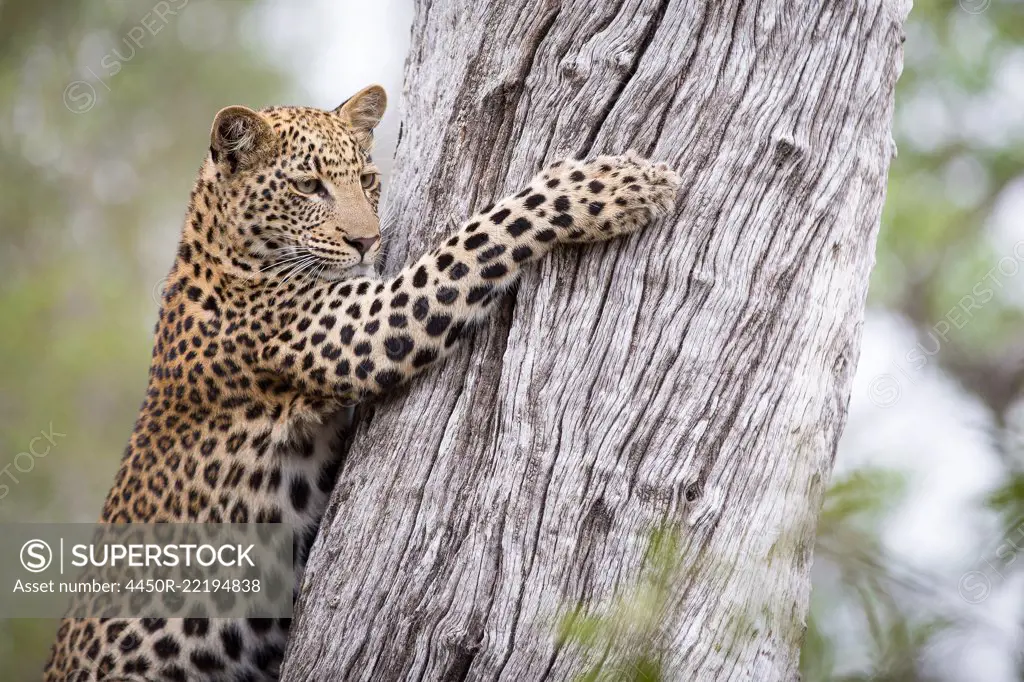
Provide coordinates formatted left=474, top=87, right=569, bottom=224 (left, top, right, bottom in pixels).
left=280, top=0, right=909, bottom=679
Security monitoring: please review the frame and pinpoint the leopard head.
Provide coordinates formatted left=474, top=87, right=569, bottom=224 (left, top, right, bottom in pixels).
left=206, top=85, right=387, bottom=280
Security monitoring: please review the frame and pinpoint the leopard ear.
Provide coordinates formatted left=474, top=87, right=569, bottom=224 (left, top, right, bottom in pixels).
left=209, top=106, right=275, bottom=173
left=334, top=85, right=387, bottom=140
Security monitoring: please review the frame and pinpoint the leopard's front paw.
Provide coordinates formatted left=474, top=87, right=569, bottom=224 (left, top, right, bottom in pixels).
left=537, top=151, right=680, bottom=244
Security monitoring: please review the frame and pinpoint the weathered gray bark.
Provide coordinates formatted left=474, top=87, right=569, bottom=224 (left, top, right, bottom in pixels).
left=281, top=0, right=909, bottom=680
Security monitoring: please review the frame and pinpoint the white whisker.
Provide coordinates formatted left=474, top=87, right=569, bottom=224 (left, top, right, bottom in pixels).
left=243, top=250, right=313, bottom=285
left=271, top=256, right=318, bottom=297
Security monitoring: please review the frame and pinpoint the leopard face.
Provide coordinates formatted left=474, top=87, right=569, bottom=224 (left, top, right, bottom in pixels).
left=209, top=86, right=387, bottom=281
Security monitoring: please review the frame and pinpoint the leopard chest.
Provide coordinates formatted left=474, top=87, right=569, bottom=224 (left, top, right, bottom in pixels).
left=270, top=408, right=353, bottom=575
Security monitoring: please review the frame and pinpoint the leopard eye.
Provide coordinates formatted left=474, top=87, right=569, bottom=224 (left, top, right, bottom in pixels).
left=293, top=178, right=324, bottom=195
left=360, top=173, right=376, bottom=189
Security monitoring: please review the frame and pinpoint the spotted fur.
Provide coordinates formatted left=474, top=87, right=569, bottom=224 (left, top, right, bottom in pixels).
left=43, top=84, right=680, bottom=681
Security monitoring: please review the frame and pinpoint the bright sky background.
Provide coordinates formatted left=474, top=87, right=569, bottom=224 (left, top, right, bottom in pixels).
left=251, top=0, right=413, bottom=176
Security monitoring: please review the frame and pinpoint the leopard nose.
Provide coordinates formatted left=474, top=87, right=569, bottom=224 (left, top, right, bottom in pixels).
left=343, top=236, right=379, bottom=255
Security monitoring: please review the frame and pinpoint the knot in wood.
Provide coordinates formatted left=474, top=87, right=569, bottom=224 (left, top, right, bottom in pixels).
left=772, top=136, right=804, bottom=167
left=559, top=59, right=586, bottom=84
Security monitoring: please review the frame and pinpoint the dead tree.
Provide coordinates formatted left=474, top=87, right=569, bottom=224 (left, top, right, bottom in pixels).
left=281, top=0, right=909, bottom=679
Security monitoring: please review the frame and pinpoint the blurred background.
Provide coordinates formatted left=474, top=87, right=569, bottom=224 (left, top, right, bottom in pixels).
left=0, top=0, right=1021, bottom=678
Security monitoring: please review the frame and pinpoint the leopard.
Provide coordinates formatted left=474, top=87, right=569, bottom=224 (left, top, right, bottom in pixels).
left=42, top=84, right=681, bottom=681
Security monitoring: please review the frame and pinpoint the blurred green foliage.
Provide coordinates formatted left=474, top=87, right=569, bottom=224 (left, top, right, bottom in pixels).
left=0, top=1, right=287, bottom=676
left=559, top=525, right=681, bottom=682
left=804, top=0, right=1024, bottom=677
left=873, top=0, right=1024, bottom=417
left=803, top=469, right=947, bottom=681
